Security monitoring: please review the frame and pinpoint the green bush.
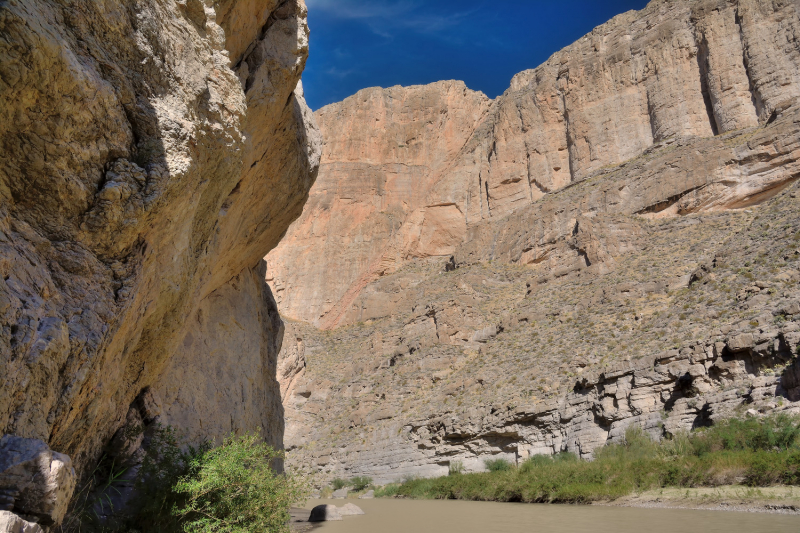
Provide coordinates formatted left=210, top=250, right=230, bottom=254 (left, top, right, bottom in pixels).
left=373, top=484, right=400, bottom=498
left=132, top=424, right=207, bottom=533
left=449, top=461, right=465, bottom=476
left=483, top=458, right=513, bottom=473
left=349, top=476, right=373, bottom=491
left=382, top=414, right=800, bottom=504
left=173, top=433, right=309, bottom=533
left=331, top=478, right=348, bottom=490
left=61, top=427, right=306, bottom=533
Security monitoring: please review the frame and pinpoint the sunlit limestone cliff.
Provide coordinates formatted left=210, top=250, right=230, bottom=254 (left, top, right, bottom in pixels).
left=268, top=0, right=800, bottom=484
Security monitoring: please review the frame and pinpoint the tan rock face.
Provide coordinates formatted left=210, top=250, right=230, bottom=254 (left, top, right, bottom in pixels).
left=0, top=436, right=75, bottom=526
left=270, top=0, right=800, bottom=484
left=267, top=81, right=491, bottom=328
left=268, top=0, right=800, bottom=330
left=0, top=0, right=319, bottom=476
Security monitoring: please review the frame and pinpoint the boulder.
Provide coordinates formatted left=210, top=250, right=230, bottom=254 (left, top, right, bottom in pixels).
left=0, top=437, right=76, bottom=526
left=0, top=512, right=43, bottom=533
left=359, top=490, right=375, bottom=499
left=338, top=503, right=365, bottom=516
left=727, top=333, right=754, bottom=352
left=331, top=488, right=348, bottom=499
left=309, top=504, right=342, bottom=522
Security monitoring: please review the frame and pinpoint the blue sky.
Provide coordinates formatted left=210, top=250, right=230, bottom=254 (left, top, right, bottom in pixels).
left=302, top=0, right=650, bottom=110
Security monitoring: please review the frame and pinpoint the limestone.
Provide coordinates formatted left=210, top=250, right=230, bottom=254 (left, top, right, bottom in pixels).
left=331, top=488, right=348, bottom=499
left=267, top=81, right=490, bottom=329
left=268, top=0, right=800, bottom=330
left=0, top=437, right=75, bottom=526
left=273, top=0, right=800, bottom=482
left=0, top=0, right=319, bottom=500
left=0, top=512, right=43, bottom=533
left=309, top=504, right=342, bottom=522
left=337, top=503, right=365, bottom=516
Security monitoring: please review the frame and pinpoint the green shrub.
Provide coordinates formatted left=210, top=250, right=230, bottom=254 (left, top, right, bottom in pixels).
left=173, top=433, right=309, bottom=533
left=380, top=415, right=800, bottom=504
left=483, top=458, right=513, bottom=473
left=349, top=476, right=373, bottom=491
left=373, top=484, right=400, bottom=498
left=331, top=478, right=348, bottom=490
left=552, top=451, right=579, bottom=463
left=61, top=427, right=306, bottom=533
left=449, top=461, right=465, bottom=476
left=132, top=424, right=206, bottom=533
left=692, top=414, right=800, bottom=454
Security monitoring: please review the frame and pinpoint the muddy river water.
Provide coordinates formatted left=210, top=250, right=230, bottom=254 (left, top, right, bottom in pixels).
left=304, top=499, right=800, bottom=533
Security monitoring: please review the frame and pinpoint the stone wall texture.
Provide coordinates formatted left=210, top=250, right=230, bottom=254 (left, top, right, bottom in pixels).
left=0, top=0, right=320, bottom=477
left=268, top=0, right=800, bottom=484
left=267, top=0, right=800, bottom=330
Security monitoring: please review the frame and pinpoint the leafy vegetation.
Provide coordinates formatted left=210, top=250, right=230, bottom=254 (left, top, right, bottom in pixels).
left=61, top=427, right=307, bottom=533
left=449, top=460, right=465, bottom=476
left=348, top=476, right=373, bottom=492
left=483, top=458, right=513, bottom=473
left=173, top=433, right=308, bottom=533
left=382, top=415, right=800, bottom=504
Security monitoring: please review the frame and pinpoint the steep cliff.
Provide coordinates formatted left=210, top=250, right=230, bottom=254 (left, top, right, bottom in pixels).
left=0, top=0, right=320, bottom=484
left=269, top=0, right=800, bottom=483
left=267, top=81, right=491, bottom=328
left=268, top=0, right=800, bottom=329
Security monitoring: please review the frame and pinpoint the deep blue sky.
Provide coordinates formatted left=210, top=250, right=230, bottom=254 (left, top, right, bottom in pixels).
left=303, top=0, right=650, bottom=110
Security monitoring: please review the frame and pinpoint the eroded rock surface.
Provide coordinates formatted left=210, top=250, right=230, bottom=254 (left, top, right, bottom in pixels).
left=0, top=437, right=75, bottom=526
left=0, top=512, right=43, bottom=533
left=271, top=0, right=800, bottom=484
left=0, top=0, right=319, bottom=490
left=268, top=0, right=800, bottom=330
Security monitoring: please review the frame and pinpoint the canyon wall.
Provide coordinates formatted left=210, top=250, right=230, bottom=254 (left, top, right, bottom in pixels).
left=0, top=0, right=319, bottom=487
left=268, top=0, right=800, bottom=329
left=270, top=0, right=800, bottom=484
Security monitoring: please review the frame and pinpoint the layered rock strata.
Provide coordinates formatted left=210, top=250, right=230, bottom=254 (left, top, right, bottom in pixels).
left=270, top=0, right=800, bottom=483
left=267, top=0, right=800, bottom=329
left=0, top=0, right=319, bottom=503
left=280, top=179, right=800, bottom=484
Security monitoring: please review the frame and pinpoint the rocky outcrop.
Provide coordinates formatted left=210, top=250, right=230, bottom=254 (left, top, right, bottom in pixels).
left=266, top=81, right=491, bottom=328
left=0, top=437, right=75, bottom=527
left=280, top=181, right=800, bottom=484
left=271, top=0, right=800, bottom=485
left=267, top=0, right=800, bottom=329
left=0, top=512, right=43, bottom=533
left=0, top=0, right=319, bottom=502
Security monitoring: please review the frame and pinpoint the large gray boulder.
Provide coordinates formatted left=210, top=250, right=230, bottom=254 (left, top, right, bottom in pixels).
left=309, top=504, right=342, bottom=522
left=0, top=436, right=76, bottom=527
left=0, top=511, right=44, bottom=533
left=338, top=503, right=365, bottom=516
left=331, top=487, right=348, bottom=499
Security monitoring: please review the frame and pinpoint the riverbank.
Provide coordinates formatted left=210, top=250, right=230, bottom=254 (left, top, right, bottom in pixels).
left=370, top=415, right=800, bottom=508
left=597, top=485, right=800, bottom=514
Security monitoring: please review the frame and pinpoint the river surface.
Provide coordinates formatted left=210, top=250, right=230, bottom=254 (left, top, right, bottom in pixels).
left=304, top=499, right=800, bottom=533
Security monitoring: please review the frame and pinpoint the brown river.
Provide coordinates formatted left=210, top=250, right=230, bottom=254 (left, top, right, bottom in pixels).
left=304, top=499, right=800, bottom=533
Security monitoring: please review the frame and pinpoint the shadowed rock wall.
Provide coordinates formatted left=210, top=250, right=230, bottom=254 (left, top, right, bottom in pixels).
left=0, top=0, right=320, bottom=478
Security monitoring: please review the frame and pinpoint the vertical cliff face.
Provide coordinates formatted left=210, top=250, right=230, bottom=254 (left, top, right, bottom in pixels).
left=267, top=0, right=800, bottom=329
left=269, top=0, right=800, bottom=483
left=0, top=0, right=320, bottom=473
left=267, top=81, right=491, bottom=328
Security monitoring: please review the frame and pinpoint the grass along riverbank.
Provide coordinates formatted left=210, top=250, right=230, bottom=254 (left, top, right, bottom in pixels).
left=374, top=414, right=800, bottom=504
